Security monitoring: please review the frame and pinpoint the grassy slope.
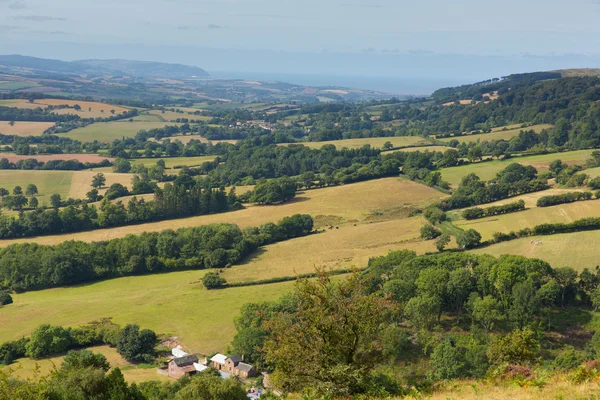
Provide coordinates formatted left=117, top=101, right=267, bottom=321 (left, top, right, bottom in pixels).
left=438, top=123, right=552, bottom=144
left=0, top=271, right=296, bottom=354
left=130, top=156, right=216, bottom=169
left=64, top=121, right=181, bottom=143
left=1, top=345, right=167, bottom=383
left=0, top=177, right=446, bottom=247
left=0, top=121, right=55, bottom=136
left=441, top=150, right=595, bottom=187
left=472, top=230, right=600, bottom=272
left=454, top=193, right=598, bottom=240
left=287, top=136, right=430, bottom=150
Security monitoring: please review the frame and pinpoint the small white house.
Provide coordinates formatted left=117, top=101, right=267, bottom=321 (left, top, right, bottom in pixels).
left=210, top=353, right=228, bottom=367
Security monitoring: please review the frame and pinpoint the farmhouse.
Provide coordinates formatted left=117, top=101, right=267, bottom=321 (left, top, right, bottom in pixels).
left=168, top=354, right=199, bottom=379
left=210, top=353, right=259, bottom=378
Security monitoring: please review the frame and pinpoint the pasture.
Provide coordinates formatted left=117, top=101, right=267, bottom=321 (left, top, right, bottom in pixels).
left=131, top=155, right=216, bottom=169
left=0, top=177, right=446, bottom=247
left=0, top=121, right=54, bottom=136
left=0, top=271, right=296, bottom=355
left=454, top=196, right=600, bottom=241
left=288, top=136, right=430, bottom=150
left=223, top=216, right=436, bottom=283
left=0, top=170, right=134, bottom=205
left=64, top=121, right=181, bottom=142
left=438, top=124, right=552, bottom=144
left=2, top=345, right=166, bottom=383
left=473, top=230, right=600, bottom=272
left=440, top=150, right=595, bottom=187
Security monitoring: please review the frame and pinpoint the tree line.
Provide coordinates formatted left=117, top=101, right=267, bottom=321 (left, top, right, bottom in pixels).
left=462, top=200, right=526, bottom=220
left=0, top=214, right=313, bottom=292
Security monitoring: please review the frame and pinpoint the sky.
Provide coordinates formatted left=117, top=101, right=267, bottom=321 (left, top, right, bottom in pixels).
left=1, top=0, right=600, bottom=92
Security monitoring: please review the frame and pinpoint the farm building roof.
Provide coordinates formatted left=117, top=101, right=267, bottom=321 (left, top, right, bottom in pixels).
left=173, top=355, right=199, bottom=367
left=237, top=362, right=255, bottom=372
left=229, top=355, right=243, bottom=364
left=194, top=362, right=208, bottom=372
left=211, top=353, right=228, bottom=364
left=172, top=348, right=188, bottom=358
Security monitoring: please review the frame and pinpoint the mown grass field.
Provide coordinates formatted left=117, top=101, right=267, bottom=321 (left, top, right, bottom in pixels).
left=438, top=123, right=552, bottom=144
left=131, top=155, right=216, bottom=169
left=2, top=345, right=167, bottom=383
left=288, top=136, right=430, bottom=150
left=454, top=196, right=600, bottom=240
left=0, top=178, right=446, bottom=247
left=64, top=121, right=181, bottom=143
left=0, top=121, right=54, bottom=136
left=441, top=150, right=595, bottom=187
left=384, top=145, right=450, bottom=153
left=473, top=230, right=600, bottom=272
left=223, top=217, right=435, bottom=283
left=0, top=170, right=134, bottom=205
left=0, top=99, right=129, bottom=119
left=0, top=271, right=296, bottom=355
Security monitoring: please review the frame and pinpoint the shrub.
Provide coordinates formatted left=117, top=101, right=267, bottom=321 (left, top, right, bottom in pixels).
left=420, top=224, right=442, bottom=240
left=430, top=340, right=466, bottom=379
left=423, top=207, right=447, bottom=225
left=487, top=329, right=539, bottom=366
left=456, top=229, right=482, bottom=249
left=0, top=291, right=12, bottom=306
left=536, top=192, right=592, bottom=207
left=202, top=272, right=227, bottom=289
left=26, top=325, right=72, bottom=359
left=462, top=207, right=485, bottom=220
left=553, top=346, right=585, bottom=371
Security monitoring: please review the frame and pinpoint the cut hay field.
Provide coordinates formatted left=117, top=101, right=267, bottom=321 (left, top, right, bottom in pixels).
left=288, top=136, right=430, bottom=150
left=131, top=155, right=216, bottom=169
left=472, top=230, right=600, bottom=272
left=0, top=177, right=446, bottom=247
left=223, top=217, right=436, bottom=283
left=454, top=195, right=599, bottom=241
left=147, top=110, right=211, bottom=122
left=0, top=271, right=296, bottom=355
left=0, top=99, right=129, bottom=119
left=0, top=170, right=134, bottom=205
left=0, top=121, right=54, bottom=136
left=0, top=153, right=112, bottom=163
left=2, top=345, right=167, bottom=383
left=441, top=150, right=595, bottom=187
left=438, top=124, right=552, bottom=144
left=384, top=145, right=450, bottom=153
left=63, top=121, right=181, bottom=143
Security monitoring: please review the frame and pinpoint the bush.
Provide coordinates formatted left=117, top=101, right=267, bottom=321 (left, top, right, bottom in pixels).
left=456, top=229, right=482, bottom=249
left=430, top=340, right=466, bottom=379
left=202, top=272, right=227, bottom=289
left=26, top=325, right=72, bottom=359
left=0, top=291, right=12, bottom=306
left=487, top=329, right=539, bottom=366
left=554, top=346, right=585, bottom=371
left=462, top=208, right=485, bottom=220
left=420, top=224, right=442, bottom=240
left=423, top=207, right=447, bottom=225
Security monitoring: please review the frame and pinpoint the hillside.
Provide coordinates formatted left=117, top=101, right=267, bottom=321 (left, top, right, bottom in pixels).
left=0, top=54, right=210, bottom=79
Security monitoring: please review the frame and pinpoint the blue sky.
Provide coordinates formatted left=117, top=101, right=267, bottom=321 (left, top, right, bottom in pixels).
left=1, top=0, right=600, bottom=88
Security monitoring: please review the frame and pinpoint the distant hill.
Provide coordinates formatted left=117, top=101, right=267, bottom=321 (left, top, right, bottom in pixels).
left=554, top=68, right=600, bottom=78
left=0, top=54, right=209, bottom=79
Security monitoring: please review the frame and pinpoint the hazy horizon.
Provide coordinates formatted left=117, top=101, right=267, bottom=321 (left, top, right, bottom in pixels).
left=2, top=0, right=600, bottom=94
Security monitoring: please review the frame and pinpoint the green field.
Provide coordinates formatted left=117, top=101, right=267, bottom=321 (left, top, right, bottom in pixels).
left=473, top=230, right=600, bottom=272
left=438, top=124, right=552, bottom=144
left=0, top=270, right=295, bottom=355
left=64, top=121, right=181, bottom=143
left=0, top=170, right=134, bottom=205
left=0, top=81, right=39, bottom=90
left=441, top=150, right=595, bottom=187
left=0, top=170, right=73, bottom=204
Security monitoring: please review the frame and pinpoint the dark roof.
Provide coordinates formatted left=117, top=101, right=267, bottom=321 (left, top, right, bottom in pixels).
left=229, top=355, right=243, bottom=364
left=237, top=362, right=255, bottom=372
left=173, top=354, right=199, bottom=367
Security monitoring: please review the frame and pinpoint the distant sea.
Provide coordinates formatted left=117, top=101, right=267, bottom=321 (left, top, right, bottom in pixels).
left=209, top=71, right=468, bottom=96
